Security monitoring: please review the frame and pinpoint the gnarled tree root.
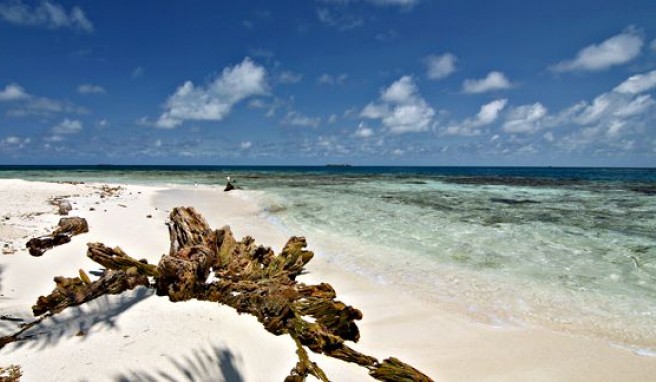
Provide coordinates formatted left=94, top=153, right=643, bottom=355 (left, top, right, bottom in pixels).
left=6, top=207, right=433, bottom=381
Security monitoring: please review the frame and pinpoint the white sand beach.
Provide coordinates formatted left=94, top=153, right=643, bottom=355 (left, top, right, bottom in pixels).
left=1, top=179, right=656, bottom=381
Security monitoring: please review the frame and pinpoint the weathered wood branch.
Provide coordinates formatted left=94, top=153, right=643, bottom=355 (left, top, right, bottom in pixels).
left=87, top=243, right=159, bottom=277
left=25, top=217, right=88, bottom=257
left=285, top=332, right=330, bottom=382
left=32, top=269, right=149, bottom=316
left=16, top=206, right=433, bottom=381
left=0, top=364, right=22, bottom=382
left=369, top=357, right=435, bottom=382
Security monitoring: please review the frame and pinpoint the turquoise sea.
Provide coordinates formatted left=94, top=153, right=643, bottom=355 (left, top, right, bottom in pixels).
left=2, top=165, right=655, bottom=353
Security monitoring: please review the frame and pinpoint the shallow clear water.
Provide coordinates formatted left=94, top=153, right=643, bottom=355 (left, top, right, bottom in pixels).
left=2, top=165, right=656, bottom=350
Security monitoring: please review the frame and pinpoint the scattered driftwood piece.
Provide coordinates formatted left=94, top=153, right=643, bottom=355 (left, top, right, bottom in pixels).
left=0, top=364, right=22, bottom=382
left=2, top=246, right=17, bottom=255
left=0, top=316, right=24, bottom=323
left=9, top=207, right=433, bottom=381
left=99, top=184, right=122, bottom=198
left=25, top=217, right=89, bottom=257
left=49, top=198, right=72, bottom=215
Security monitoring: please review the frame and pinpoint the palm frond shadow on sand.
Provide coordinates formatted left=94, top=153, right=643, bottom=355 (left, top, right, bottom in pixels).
left=3, top=286, right=153, bottom=351
left=113, top=345, right=244, bottom=382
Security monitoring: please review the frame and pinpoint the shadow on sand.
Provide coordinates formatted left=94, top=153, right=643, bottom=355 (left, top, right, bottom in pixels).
left=2, top=286, right=153, bottom=351
left=113, top=345, right=244, bottom=382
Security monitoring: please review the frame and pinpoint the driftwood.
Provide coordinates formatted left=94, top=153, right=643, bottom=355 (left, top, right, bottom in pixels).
left=25, top=217, right=89, bottom=257
left=49, top=198, right=72, bottom=216
left=32, top=269, right=149, bottom=316
left=11, top=207, right=433, bottom=381
left=99, top=184, right=122, bottom=198
left=0, top=365, right=22, bottom=382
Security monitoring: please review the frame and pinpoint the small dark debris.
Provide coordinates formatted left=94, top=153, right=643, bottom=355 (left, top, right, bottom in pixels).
left=490, top=198, right=540, bottom=205
left=0, top=315, right=25, bottom=322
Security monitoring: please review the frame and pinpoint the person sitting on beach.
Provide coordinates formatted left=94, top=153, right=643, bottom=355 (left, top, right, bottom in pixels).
left=224, top=176, right=235, bottom=192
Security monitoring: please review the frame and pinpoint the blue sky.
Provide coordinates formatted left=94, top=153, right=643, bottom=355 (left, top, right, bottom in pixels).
left=1, top=0, right=655, bottom=166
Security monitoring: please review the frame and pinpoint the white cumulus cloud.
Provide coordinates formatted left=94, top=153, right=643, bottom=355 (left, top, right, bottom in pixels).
left=477, top=99, right=508, bottom=125
left=572, top=95, right=610, bottom=125
left=424, top=53, right=457, bottom=80
left=360, top=102, right=388, bottom=119
left=462, top=71, right=513, bottom=94
left=0, top=83, right=30, bottom=101
left=52, top=118, right=82, bottom=134
left=443, top=98, right=507, bottom=136
left=572, top=91, right=655, bottom=126
left=4, top=87, right=87, bottom=117
left=360, top=75, right=435, bottom=134
left=1, top=135, right=30, bottom=147
left=157, top=58, right=268, bottom=128
left=553, top=71, right=656, bottom=150
left=613, top=94, right=654, bottom=118
left=381, top=76, right=417, bottom=103
left=0, top=0, right=93, bottom=32
left=613, top=70, right=656, bottom=94
left=550, top=28, right=643, bottom=72
left=503, top=103, right=548, bottom=134
left=354, top=122, right=374, bottom=138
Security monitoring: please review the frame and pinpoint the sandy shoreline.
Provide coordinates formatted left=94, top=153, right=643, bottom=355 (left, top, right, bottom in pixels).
left=1, top=179, right=656, bottom=381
